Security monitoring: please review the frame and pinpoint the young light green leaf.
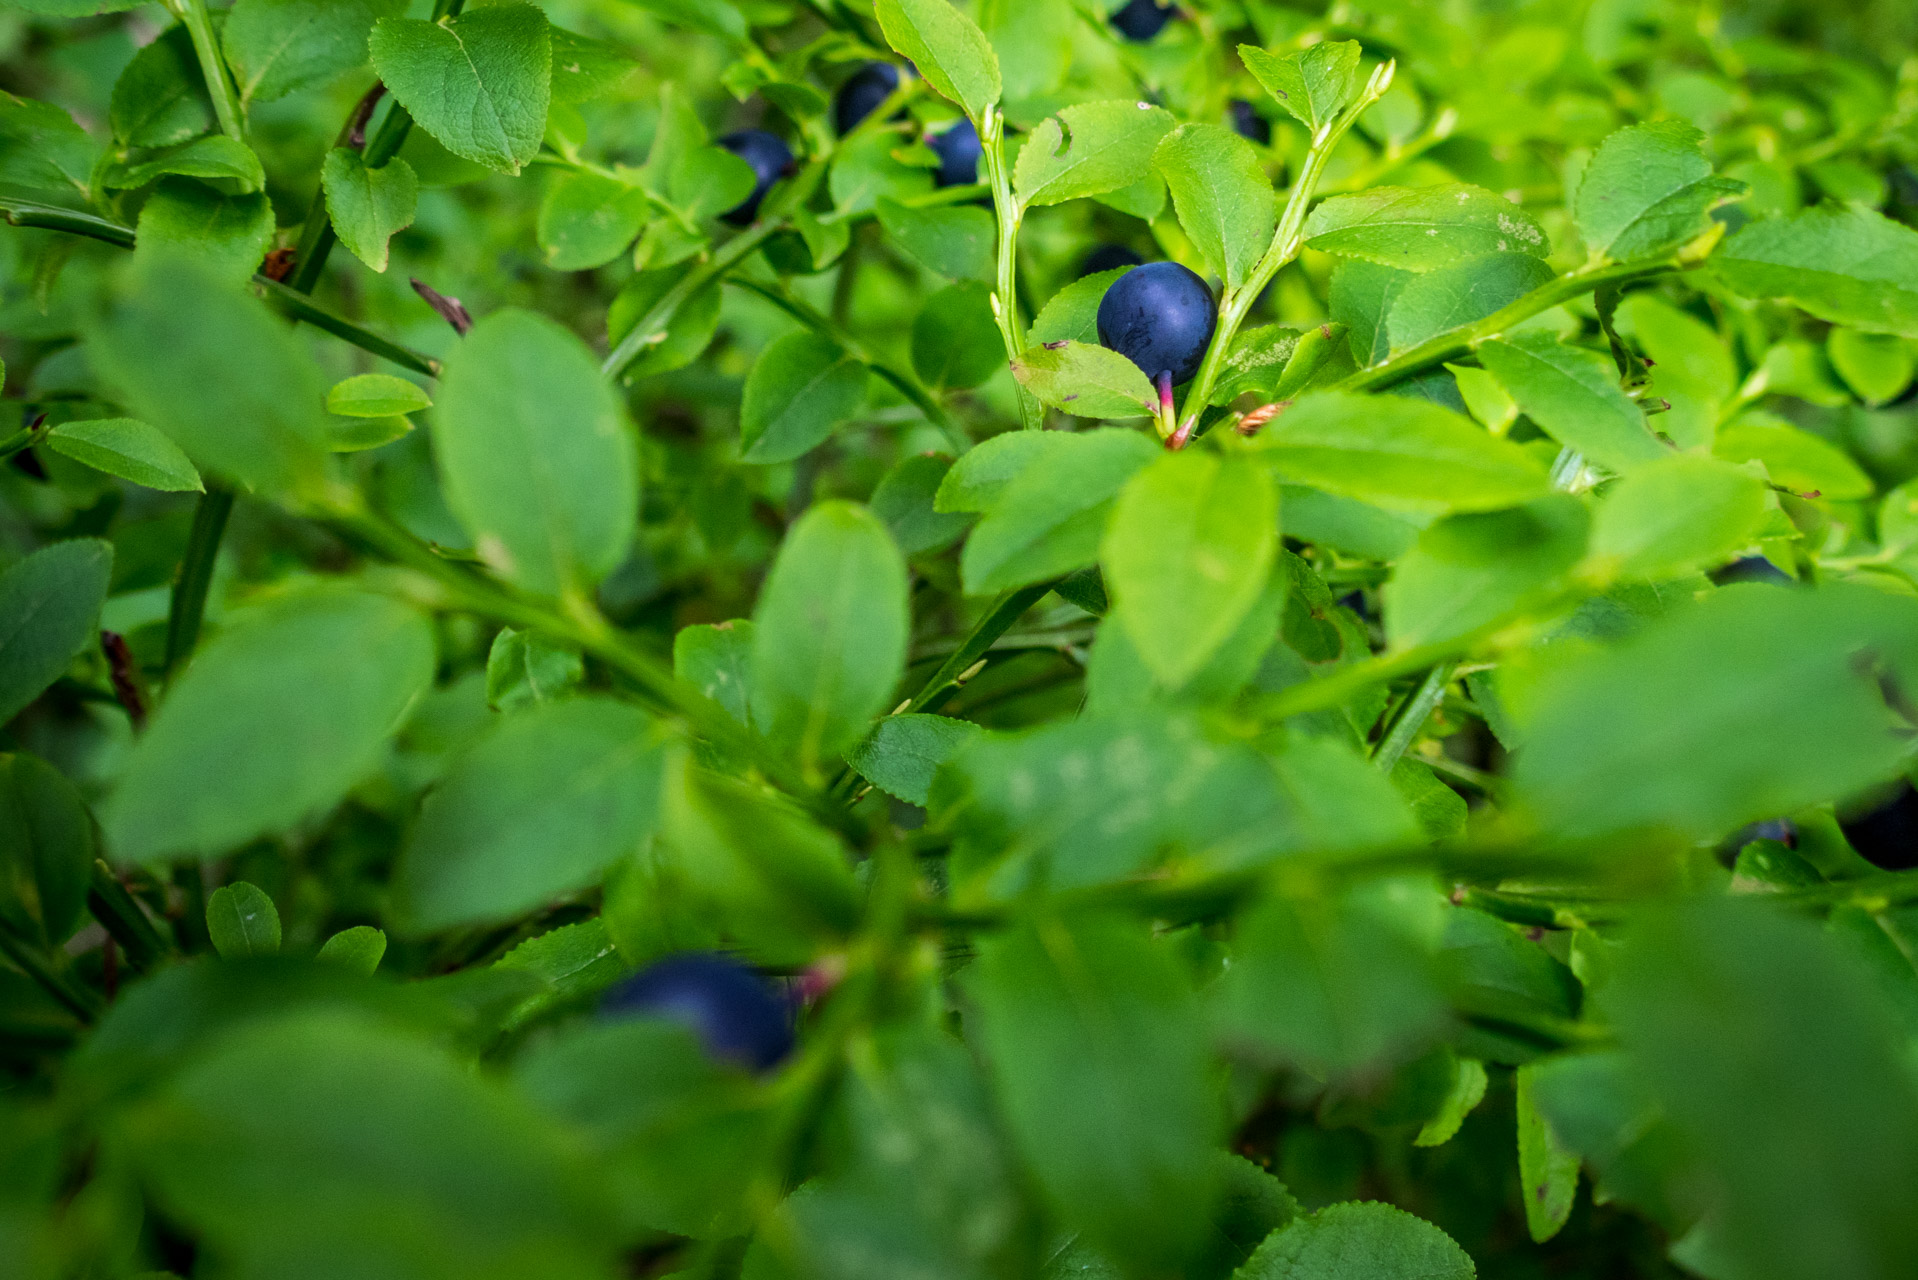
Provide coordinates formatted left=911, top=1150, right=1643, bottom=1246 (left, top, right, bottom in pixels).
left=322, top=149, right=418, bottom=273
left=1588, top=454, right=1770, bottom=582
left=912, top=282, right=1004, bottom=391
left=1233, top=1201, right=1474, bottom=1280
left=875, top=198, right=995, bottom=282
left=223, top=0, right=406, bottom=105
left=1573, top=121, right=1744, bottom=261
left=0, top=752, right=94, bottom=948
left=395, top=699, right=666, bottom=932
left=436, top=309, right=637, bottom=595
left=1416, top=1057, right=1489, bottom=1147
left=0, top=90, right=97, bottom=197
left=485, top=627, right=583, bottom=711
left=537, top=169, right=649, bottom=271
left=106, top=134, right=265, bottom=193
left=1252, top=391, right=1550, bottom=515
left=1303, top=184, right=1549, bottom=270
left=1517, top=1063, right=1580, bottom=1243
left=1716, top=204, right=1918, bottom=339
left=205, top=882, right=281, bottom=958
left=874, top=0, right=1001, bottom=120
left=740, top=331, right=868, bottom=464
left=1384, top=494, right=1588, bottom=650
left=135, top=179, right=275, bottom=285
left=1478, top=333, right=1667, bottom=473
left=46, top=418, right=202, bottom=492
left=1385, top=251, right=1555, bottom=353
left=1010, top=340, right=1156, bottom=419
left=0, top=539, right=111, bottom=727
left=109, top=27, right=211, bottom=149
left=1238, top=40, right=1362, bottom=133
left=370, top=4, right=552, bottom=175
left=1015, top=100, right=1175, bottom=209
left=1153, top=123, right=1277, bottom=288
left=960, top=429, right=1159, bottom=594
left=103, top=589, right=435, bottom=864
left=1829, top=329, right=1915, bottom=406
left=316, top=925, right=387, bottom=974
left=750, top=502, right=909, bottom=770
left=326, top=374, right=431, bottom=419
left=324, top=415, right=413, bottom=453
left=1713, top=417, right=1873, bottom=500
left=1618, top=293, right=1733, bottom=449
left=845, top=713, right=982, bottom=805
left=1104, top=452, right=1279, bottom=686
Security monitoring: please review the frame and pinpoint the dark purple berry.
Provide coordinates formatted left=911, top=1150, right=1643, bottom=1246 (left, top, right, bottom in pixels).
left=1229, top=98, right=1271, bottom=146
left=1710, top=556, right=1793, bottom=586
left=717, top=130, right=793, bottom=226
left=834, top=62, right=901, bottom=136
left=1840, top=782, right=1918, bottom=872
left=1109, top=0, right=1176, bottom=41
left=1097, top=260, right=1217, bottom=385
left=601, top=952, right=794, bottom=1071
left=927, top=118, right=981, bottom=187
left=1080, top=244, right=1144, bottom=277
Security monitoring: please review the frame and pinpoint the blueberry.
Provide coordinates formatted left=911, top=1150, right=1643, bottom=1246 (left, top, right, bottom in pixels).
left=1229, top=98, right=1271, bottom=146
left=1710, top=556, right=1793, bottom=586
left=1109, top=0, right=1176, bottom=41
left=927, top=118, right=982, bottom=188
left=601, top=952, right=794, bottom=1071
left=834, top=62, right=901, bottom=136
left=1097, top=260, right=1217, bottom=385
left=1840, top=782, right=1918, bottom=871
left=1079, top=244, right=1144, bottom=277
left=716, top=130, right=794, bottom=227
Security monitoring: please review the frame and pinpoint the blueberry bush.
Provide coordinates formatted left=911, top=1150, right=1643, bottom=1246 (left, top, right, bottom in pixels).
left=2, top=0, right=1918, bottom=1276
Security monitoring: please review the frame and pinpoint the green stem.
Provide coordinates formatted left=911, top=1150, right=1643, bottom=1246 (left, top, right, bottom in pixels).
left=171, top=866, right=211, bottom=953
left=979, top=106, right=1038, bottom=430
left=604, top=221, right=782, bottom=378
left=1371, top=661, right=1456, bottom=773
left=905, top=582, right=1056, bottom=715
left=165, top=485, right=234, bottom=677
left=87, top=861, right=174, bottom=974
left=0, top=922, right=99, bottom=1022
left=166, top=0, right=246, bottom=142
left=0, top=421, right=48, bottom=463
left=1, top=198, right=136, bottom=247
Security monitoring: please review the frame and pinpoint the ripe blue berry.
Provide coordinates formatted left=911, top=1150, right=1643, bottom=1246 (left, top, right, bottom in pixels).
left=601, top=952, right=794, bottom=1071
left=1841, top=783, right=1918, bottom=871
left=1711, top=556, right=1792, bottom=586
left=834, top=62, right=901, bottom=136
left=717, top=130, right=793, bottom=226
left=1109, top=0, right=1176, bottom=41
left=1097, top=261, right=1217, bottom=385
left=1229, top=98, right=1271, bottom=146
left=1080, top=244, right=1144, bottom=277
left=928, top=119, right=982, bottom=187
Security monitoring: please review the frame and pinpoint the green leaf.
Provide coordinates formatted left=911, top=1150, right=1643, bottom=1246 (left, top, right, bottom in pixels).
left=46, top=418, right=203, bottom=492
left=110, top=27, right=211, bottom=149
left=960, top=429, right=1159, bottom=594
left=369, top=4, right=552, bottom=175
left=1603, top=898, right=1918, bottom=1280
left=1303, top=184, right=1549, bottom=270
left=1386, top=252, right=1556, bottom=354
left=326, top=374, right=431, bottom=419
left=0, top=752, right=94, bottom=948
left=123, top=1011, right=621, bottom=1278
left=103, top=587, right=436, bottom=864
left=223, top=0, right=407, bottom=105
left=537, top=168, right=648, bottom=271
left=673, top=621, right=754, bottom=728
left=0, top=89, right=97, bottom=197
left=1384, top=494, right=1588, bottom=649
left=1208, top=323, right=1305, bottom=406
left=1238, top=40, right=1362, bottom=133
left=740, top=331, right=868, bottom=464
left=205, top=882, right=281, bottom=958
left=395, top=699, right=666, bottom=932
left=1618, top=293, right=1733, bottom=450
left=1279, top=485, right=1421, bottom=560
left=1103, top=452, right=1279, bottom=686
left=1510, top=584, right=1918, bottom=841
left=316, top=925, right=386, bottom=975
left=1716, top=204, right=1918, bottom=339
left=970, top=912, right=1219, bottom=1273
left=1588, top=454, right=1770, bottom=582
left=322, top=149, right=418, bottom=273
left=750, top=502, right=910, bottom=770
left=912, top=282, right=1004, bottom=391
left=1573, top=121, right=1744, bottom=261
left=324, top=414, right=414, bottom=453
left=979, top=0, right=1072, bottom=100
left=1713, top=417, right=1873, bottom=500
left=1415, top=1057, right=1488, bottom=1147
left=106, top=134, right=265, bottom=193
left=1015, top=100, right=1176, bottom=209
left=548, top=27, right=638, bottom=105
left=608, top=269, right=723, bottom=379
left=90, top=253, right=330, bottom=496
left=1232, top=1201, right=1474, bottom=1280
left=829, top=129, right=930, bottom=217
left=1516, top=1063, right=1579, bottom=1243
left=846, top=714, right=981, bottom=805
left=485, top=627, right=583, bottom=711
left=1829, top=329, right=1916, bottom=406
left=1153, top=124, right=1277, bottom=288
left=436, top=308, right=637, bottom=595
left=1010, top=340, right=1157, bottom=419
left=135, top=179, right=275, bottom=285
left=1252, top=391, right=1551, bottom=515
left=875, top=198, right=995, bottom=283
left=0, top=539, right=111, bottom=727
left=624, top=0, right=747, bottom=42
left=1330, top=259, right=1413, bottom=366
left=873, top=0, right=1001, bottom=120
left=872, top=454, right=970, bottom=556
left=934, top=430, right=1069, bottom=514
left=1477, top=333, right=1667, bottom=473
left=1029, top=267, right=1132, bottom=347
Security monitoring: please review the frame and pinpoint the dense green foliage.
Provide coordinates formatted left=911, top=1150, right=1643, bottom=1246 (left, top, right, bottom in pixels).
left=2, top=0, right=1918, bottom=1276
